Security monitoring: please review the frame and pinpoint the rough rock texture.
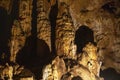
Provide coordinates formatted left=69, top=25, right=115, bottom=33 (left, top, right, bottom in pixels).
left=67, top=0, right=120, bottom=73
left=78, top=43, right=102, bottom=76
left=43, top=43, right=103, bottom=80
left=10, top=20, right=26, bottom=62
left=0, top=63, right=13, bottom=80
left=43, top=56, right=66, bottom=80
left=0, top=0, right=120, bottom=80
left=19, top=0, right=33, bottom=37
left=0, top=0, right=12, bottom=14
left=0, top=63, right=34, bottom=80
left=56, top=2, right=76, bottom=58
left=37, top=0, right=51, bottom=51
left=10, top=0, right=33, bottom=63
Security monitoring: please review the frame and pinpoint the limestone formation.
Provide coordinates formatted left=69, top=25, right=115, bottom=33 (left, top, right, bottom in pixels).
left=56, top=2, right=76, bottom=58
left=10, top=20, right=26, bottom=62
left=0, top=63, right=13, bottom=80
left=42, top=56, right=66, bottom=80
left=20, top=76, right=33, bottom=80
left=37, top=0, right=51, bottom=51
left=19, top=0, right=33, bottom=37
left=68, top=0, right=120, bottom=73
left=0, top=63, right=35, bottom=80
left=78, top=43, right=102, bottom=76
left=10, top=0, right=33, bottom=63
left=43, top=43, right=103, bottom=80
left=0, top=0, right=12, bottom=14
left=0, top=0, right=120, bottom=80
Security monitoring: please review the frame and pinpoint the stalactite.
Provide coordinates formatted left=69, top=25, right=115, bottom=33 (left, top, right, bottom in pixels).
left=10, top=20, right=26, bottom=62
left=56, top=2, right=76, bottom=58
left=37, top=0, right=51, bottom=51
left=10, top=0, right=33, bottom=63
left=0, top=0, right=13, bottom=14
left=19, top=0, right=33, bottom=37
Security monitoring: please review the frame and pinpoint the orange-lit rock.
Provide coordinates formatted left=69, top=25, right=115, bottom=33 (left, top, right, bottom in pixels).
left=37, top=0, right=51, bottom=51
left=10, top=20, right=26, bottom=62
left=56, top=2, right=76, bottom=58
left=19, top=0, right=33, bottom=37
left=42, top=56, right=66, bottom=80
left=0, top=63, right=13, bottom=80
left=0, top=0, right=12, bottom=14
left=78, top=43, right=101, bottom=76
left=0, top=0, right=120, bottom=80
left=43, top=43, right=103, bottom=80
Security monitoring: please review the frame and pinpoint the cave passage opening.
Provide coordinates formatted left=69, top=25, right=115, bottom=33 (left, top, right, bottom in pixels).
left=74, top=25, right=95, bottom=53
left=100, top=68, right=120, bottom=80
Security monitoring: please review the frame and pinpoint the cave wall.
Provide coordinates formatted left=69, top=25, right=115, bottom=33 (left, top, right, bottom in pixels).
left=66, top=0, right=120, bottom=72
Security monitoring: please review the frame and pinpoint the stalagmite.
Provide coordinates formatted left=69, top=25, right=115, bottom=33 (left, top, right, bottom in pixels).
left=42, top=43, right=103, bottom=80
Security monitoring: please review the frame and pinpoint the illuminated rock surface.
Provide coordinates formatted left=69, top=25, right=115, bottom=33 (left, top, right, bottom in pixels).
left=37, top=0, right=51, bottom=51
left=0, top=0, right=120, bottom=80
left=43, top=43, right=103, bottom=80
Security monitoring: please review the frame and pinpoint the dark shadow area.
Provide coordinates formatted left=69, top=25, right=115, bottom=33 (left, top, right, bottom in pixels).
left=101, top=1, right=116, bottom=14
left=16, top=36, right=52, bottom=79
left=74, top=25, right=94, bottom=53
left=31, top=0, right=37, bottom=38
left=63, top=58, right=78, bottom=68
left=49, top=0, right=58, bottom=55
left=16, top=0, right=53, bottom=79
left=0, top=7, right=11, bottom=64
left=72, top=76, right=83, bottom=80
left=100, top=68, right=120, bottom=80
left=11, top=0, right=19, bottom=20
left=16, top=36, right=52, bottom=66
